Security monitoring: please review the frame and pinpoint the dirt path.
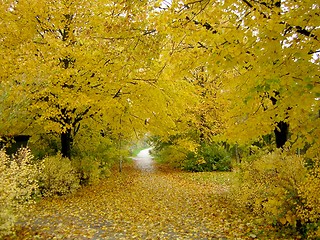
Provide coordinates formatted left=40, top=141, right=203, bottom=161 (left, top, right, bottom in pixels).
left=15, top=150, right=254, bottom=239
left=132, top=148, right=155, bottom=172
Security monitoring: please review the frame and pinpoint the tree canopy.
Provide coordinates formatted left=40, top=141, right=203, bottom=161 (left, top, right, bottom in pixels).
left=1, top=2, right=320, bottom=238
left=153, top=0, right=319, bottom=155
left=0, top=0, right=194, bottom=157
left=0, top=0, right=319, bottom=157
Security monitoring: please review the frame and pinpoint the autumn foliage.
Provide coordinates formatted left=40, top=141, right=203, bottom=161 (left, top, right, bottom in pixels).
left=0, top=0, right=320, bottom=238
left=0, top=148, right=39, bottom=236
left=229, top=150, right=320, bottom=238
left=39, top=154, right=80, bottom=197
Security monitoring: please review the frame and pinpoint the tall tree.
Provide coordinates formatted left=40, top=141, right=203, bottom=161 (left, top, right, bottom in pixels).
left=158, top=0, right=319, bottom=153
left=1, top=0, right=193, bottom=158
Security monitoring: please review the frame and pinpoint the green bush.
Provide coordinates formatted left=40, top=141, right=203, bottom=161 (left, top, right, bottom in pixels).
left=0, top=148, right=40, bottom=237
left=183, top=144, right=232, bottom=172
left=28, top=133, right=60, bottom=159
left=230, top=150, right=320, bottom=238
left=39, top=154, right=80, bottom=197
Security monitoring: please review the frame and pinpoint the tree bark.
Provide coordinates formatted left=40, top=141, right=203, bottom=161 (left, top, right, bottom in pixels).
left=274, top=121, right=289, bottom=148
left=270, top=92, right=290, bottom=149
left=61, top=129, right=72, bottom=159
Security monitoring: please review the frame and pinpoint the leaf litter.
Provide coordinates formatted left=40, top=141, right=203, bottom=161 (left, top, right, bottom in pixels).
left=7, top=161, right=279, bottom=239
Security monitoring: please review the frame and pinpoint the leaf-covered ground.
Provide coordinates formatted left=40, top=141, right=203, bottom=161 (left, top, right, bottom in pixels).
left=8, top=155, right=295, bottom=239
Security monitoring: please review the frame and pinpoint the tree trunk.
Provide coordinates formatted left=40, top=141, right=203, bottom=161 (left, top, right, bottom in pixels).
left=235, top=143, right=241, bottom=164
left=274, top=121, right=289, bottom=148
left=270, top=92, right=290, bottom=149
left=61, top=129, right=72, bottom=159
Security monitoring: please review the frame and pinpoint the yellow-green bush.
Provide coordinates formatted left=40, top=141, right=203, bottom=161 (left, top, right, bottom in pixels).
left=39, top=154, right=80, bottom=197
left=154, top=145, right=187, bottom=168
left=296, top=161, right=320, bottom=238
left=231, top=150, right=320, bottom=238
left=0, top=148, right=40, bottom=237
left=72, top=156, right=111, bottom=185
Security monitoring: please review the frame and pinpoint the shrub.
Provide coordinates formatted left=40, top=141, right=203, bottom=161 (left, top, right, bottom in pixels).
left=72, top=156, right=111, bottom=185
left=71, top=128, right=118, bottom=182
left=28, top=133, right=59, bottom=159
left=296, top=161, right=320, bottom=238
left=39, top=154, right=80, bottom=197
left=0, top=148, right=40, bottom=237
left=183, top=144, right=232, bottom=172
left=154, top=145, right=187, bottom=168
left=230, top=150, right=320, bottom=238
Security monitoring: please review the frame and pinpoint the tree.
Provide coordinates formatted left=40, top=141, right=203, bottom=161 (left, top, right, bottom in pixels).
left=221, top=0, right=319, bottom=153
left=1, top=0, right=193, bottom=158
left=157, top=0, right=320, bottom=154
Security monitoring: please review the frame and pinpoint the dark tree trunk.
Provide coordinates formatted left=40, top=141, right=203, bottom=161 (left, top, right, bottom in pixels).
left=61, top=129, right=72, bottom=159
left=270, top=92, right=290, bottom=149
left=274, top=121, right=289, bottom=148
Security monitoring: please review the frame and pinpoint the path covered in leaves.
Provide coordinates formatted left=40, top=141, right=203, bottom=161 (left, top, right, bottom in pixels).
left=15, top=150, right=263, bottom=239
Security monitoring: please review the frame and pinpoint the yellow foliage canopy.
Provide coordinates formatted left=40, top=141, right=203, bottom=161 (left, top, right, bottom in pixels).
left=0, top=0, right=195, bottom=155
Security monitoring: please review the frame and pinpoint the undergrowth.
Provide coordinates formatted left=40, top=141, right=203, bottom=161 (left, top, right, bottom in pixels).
left=0, top=148, right=40, bottom=237
left=228, top=150, right=320, bottom=238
